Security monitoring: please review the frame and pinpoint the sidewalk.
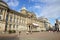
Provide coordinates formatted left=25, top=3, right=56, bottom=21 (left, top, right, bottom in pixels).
left=0, top=33, right=18, bottom=37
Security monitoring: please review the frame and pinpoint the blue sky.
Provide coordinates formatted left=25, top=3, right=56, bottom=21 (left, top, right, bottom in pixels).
left=3, top=0, right=60, bottom=25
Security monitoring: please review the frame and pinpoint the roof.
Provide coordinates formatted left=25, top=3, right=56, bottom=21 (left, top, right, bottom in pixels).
left=0, top=0, right=8, bottom=8
left=9, top=8, right=27, bottom=18
left=21, top=7, right=27, bottom=10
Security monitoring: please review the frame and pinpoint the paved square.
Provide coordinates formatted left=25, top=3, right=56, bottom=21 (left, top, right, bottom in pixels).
left=19, top=32, right=60, bottom=40
left=0, top=32, right=60, bottom=40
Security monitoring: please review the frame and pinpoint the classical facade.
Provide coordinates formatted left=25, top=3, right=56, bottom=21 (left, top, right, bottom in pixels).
left=0, top=0, right=50, bottom=32
left=38, top=17, right=53, bottom=31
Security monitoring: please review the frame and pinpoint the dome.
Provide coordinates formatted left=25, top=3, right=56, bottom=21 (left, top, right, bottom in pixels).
left=21, top=6, right=27, bottom=10
left=0, top=0, right=8, bottom=8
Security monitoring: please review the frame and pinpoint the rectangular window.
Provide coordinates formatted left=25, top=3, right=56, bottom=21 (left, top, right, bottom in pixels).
left=13, top=24, right=15, bottom=28
left=0, top=16, right=1, bottom=20
left=17, top=18, right=18, bottom=23
left=15, top=16, right=17, bottom=23
left=14, top=15, right=15, bottom=22
left=9, top=24, right=12, bottom=29
left=17, top=18, right=19, bottom=24
left=0, top=9, right=2, bottom=13
left=0, top=9, right=3, bottom=20
left=16, top=25, right=18, bottom=28
left=0, top=15, right=2, bottom=20
left=10, top=16, right=12, bottom=22
left=0, top=9, right=1, bottom=12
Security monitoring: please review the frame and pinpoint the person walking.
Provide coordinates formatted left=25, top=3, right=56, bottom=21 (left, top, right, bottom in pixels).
left=19, top=31, right=21, bottom=35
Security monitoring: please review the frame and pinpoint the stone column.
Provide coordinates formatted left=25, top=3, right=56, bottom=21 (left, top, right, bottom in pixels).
left=2, top=9, right=5, bottom=20
left=4, top=9, right=8, bottom=31
left=5, top=10, right=7, bottom=20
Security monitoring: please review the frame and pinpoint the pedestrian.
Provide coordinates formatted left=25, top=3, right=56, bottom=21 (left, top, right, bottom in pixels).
left=19, top=31, right=21, bottom=35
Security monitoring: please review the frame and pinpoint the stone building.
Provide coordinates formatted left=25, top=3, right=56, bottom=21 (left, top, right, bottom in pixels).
left=38, top=17, right=52, bottom=31
left=0, top=0, right=50, bottom=32
left=54, top=19, right=60, bottom=31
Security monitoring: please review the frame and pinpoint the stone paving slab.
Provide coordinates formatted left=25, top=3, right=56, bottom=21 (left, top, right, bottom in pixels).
left=0, top=33, right=18, bottom=37
left=0, top=33, right=19, bottom=40
left=0, top=32, right=60, bottom=40
left=19, top=32, right=60, bottom=40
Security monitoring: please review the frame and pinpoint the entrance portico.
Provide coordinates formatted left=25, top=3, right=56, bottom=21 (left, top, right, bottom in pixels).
left=27, top=23, right=39, bottom=32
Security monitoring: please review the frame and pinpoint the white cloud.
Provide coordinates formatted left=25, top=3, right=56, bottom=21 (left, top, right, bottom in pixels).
left=31, top=0, right=41, bottom=2
left=31, top=0, right=60, bottom=3
left=39, top=0, right=60, bottom=19
left=29, top=5, right=41, bottom=10
left=3, top=0, right=9, bottom=2
left=31, top=0, right=48, bottom=3
left=29, top=5, right=41, bottom=17
left=3, top=0, right=19, bottom=7
left=30, top=0, right=60, bottom=23
left=34, top=5, right=41, bottom=9
left=31, top=0, right=60, bottom=19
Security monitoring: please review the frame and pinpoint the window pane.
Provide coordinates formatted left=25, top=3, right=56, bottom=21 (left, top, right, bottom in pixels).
left=13, top=24, right=15, bottom=28
left=0, top=16, right=1, bottom=20
left=9, top=24, right=12, bottom=28
left=10, top=16, right=12, bottom=22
